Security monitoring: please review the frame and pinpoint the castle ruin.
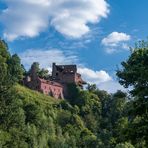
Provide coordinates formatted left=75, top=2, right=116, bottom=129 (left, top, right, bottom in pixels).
left=24, top=63, right=86, bottom=99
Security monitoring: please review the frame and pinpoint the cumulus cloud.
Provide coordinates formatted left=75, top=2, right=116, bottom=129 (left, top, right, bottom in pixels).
left=102, top=32, right=131, bottom=46
left=101, top=32, right=131, bottom=53
left=1, top=0, right=50, bottom=41
left=78, top=67, right=112, bottom=84
left=0, top=0, right=109, bottom=41
left=78, top=67, right=125, bottom=93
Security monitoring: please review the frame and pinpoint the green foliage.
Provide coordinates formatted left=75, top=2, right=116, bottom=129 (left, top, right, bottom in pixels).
left=28, top=62, right=50, bottom=79
left=0, top=39, right=24, bottom=94
left=0, top=39, right=11, bottom=93
left=116, top=39, right=148, bottom=147
left=38, top=68, right=50, bottom=79
left=29, top=62, right=40, bottom=75
left=117, top=40, right=148, bottom=98
left=87, top=84, right=97, bottom=92
left=0, top=130, right=10, bottom=147
left=115, top=142, right=135, bottom=148
left=0, top=39, right=148, bottom=147
left=8, top=54, right=24, bottom=82
left=66, top=83, right=81, bottom=104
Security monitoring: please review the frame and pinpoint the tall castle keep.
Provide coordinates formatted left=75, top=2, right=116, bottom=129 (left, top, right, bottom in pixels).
left=24, top=63, right=86, bottom=99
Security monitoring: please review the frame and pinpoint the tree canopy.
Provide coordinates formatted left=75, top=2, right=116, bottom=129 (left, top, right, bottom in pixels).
left=116, top=40, right=148, bottom=147
left=117, top=40, right=148, bottom=98
left=0, top=39, right=24, bottom=94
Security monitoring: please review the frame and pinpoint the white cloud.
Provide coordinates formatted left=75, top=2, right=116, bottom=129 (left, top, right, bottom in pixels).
left=1, top=0, right=50, bottom=41
left=19, top=49, right=78, bottom=69
left=78, top=67, right=112, bottom=84
left=0, top=0, right=109, bottom=41
left=78, top=67, right=125, bottom=93
left=97, top=79, right=125, bottom=93
left=102, top=32, right=131, bottom=46
left=101, top=32, right=131, bottom=53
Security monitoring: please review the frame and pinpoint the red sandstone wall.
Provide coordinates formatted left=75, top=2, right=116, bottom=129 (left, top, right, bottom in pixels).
left=49, top=85, right=63, bottom=99
left=40, top=82, right=63, bottom=99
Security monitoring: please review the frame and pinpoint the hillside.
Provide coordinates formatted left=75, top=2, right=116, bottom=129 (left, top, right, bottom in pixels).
left=0, top=82, right=135, bottom=148
left=13, top=84, right=60, bottom=106
left=0, top=39, right=148, bottom=147
left=1, top=83, right=102, bottom=147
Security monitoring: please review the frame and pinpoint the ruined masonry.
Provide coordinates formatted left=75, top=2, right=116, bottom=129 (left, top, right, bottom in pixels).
left=23, top=63, right=86, bottom=99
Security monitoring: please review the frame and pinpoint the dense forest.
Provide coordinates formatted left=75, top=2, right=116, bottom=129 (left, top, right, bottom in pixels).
left=0, top=39, right=148, bottom=148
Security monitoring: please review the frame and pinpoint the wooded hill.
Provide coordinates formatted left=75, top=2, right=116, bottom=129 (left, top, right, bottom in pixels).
left=0, top=39, right=148, bottom=148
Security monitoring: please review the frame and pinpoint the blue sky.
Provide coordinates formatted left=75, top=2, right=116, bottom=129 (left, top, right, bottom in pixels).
left=0, top=0, right=148, bottom=92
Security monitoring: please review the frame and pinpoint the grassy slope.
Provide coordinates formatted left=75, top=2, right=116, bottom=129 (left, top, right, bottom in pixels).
left=13, top=84, right=61, bottom=106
